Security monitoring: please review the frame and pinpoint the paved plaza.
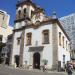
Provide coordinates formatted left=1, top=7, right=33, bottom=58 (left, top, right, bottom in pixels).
left=0, top=65, right=75, bottom=75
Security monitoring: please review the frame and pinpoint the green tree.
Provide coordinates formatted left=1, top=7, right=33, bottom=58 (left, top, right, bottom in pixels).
left=42, top=59, right=48, bottom=65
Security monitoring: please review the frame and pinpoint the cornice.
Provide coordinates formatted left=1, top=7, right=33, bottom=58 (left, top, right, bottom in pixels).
left=56, top=20, right=70, bottom=41
left=14, top=18, right=25, bottom=23
left=13, top=19, right=70, bottom=41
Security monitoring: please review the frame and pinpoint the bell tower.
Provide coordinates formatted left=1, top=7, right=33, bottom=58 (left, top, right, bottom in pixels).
left=14, top=0, right=45, bottom=30
left=15, top=0, right=34, bottom=21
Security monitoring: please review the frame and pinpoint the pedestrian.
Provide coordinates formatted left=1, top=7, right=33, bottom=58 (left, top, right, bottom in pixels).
left=44, top=64, right=47, bottom=71
left=66, top=63, right=73, bottom=75
left=43, top=64, right=47, bottom=72
left=14, top=62, right=16, bottom=68
left=43, top=65, right=45, bottom=72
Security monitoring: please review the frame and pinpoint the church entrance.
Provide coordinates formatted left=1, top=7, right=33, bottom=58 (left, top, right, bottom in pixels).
left=33, top=52, right=40, bottom=69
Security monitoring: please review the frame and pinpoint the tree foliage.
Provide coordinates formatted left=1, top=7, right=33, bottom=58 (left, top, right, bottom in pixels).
left=42, top=59, right=48, bottom=65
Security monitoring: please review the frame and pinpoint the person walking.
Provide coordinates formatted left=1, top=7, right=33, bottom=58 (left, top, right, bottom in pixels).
left=43, top=64, right=47, bottom=72
left=43, top=65, right=45, bottom=72
left=66, top=63, right=73, bottom=75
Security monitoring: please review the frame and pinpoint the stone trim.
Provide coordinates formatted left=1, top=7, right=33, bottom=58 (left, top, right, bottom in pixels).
left=19, top=30, right=25, bottom=67
left=13, top=26, right=25, bottom=32
left=28, top=46, right=44, bottom=52
left=56, top=20, right=70, bottom=41
left=9, top=32, right=15, bottom=65
left=14, top=18, right=25, bottom=22
left=52, top=23, right=58, bottom=70
left=42, top=29, right=50, bottom=44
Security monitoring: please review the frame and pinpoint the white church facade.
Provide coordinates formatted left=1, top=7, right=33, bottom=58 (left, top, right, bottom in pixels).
left=10, top=0, right=70, bottom=70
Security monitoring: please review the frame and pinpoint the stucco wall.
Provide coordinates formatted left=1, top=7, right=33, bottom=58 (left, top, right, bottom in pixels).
left=12, top=22, right=70, bottom=69
left=23, top=24, right=53, bottom=68
left=57, top=24, right=70, bottom=67
left=11, top=31, right=22, bottom=64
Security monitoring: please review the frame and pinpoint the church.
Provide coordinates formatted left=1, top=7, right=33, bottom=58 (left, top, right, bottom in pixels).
left=10, top=0, right=70, bottom=70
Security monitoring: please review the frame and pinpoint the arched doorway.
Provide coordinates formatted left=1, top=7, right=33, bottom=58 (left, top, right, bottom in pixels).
left=33, top=52, right=40, bottom=69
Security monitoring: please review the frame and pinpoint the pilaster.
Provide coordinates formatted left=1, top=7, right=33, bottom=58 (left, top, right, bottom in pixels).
left=52, top=23, right=58, bottom=70
left=19, top=30, right=25, bottom=67
left=9, top=32, right=15, bottom=66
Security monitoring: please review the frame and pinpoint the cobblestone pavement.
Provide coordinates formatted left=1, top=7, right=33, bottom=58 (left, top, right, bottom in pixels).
left=0, top=65, right=75, bottom=75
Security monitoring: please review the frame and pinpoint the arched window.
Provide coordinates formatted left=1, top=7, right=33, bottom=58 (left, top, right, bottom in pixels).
left=42, top=30, right=49, bottom=44
left=18, top=10, right=21, bottom=18
left=26, top=33, right=32, bottom=45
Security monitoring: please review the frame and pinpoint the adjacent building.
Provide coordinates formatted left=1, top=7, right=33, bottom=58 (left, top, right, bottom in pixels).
left=0, top=10, right=13, bottom=64
left=0, top=10, right=13, bottom=43
left=59, top=13, right=75, bottom=60
left=6, top=34, right=13, bottom=65
left=11, top=0, right=70, bottom=70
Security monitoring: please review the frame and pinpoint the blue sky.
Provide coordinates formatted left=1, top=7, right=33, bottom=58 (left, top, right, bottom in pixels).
left=0, top=0, right=75, bottom=26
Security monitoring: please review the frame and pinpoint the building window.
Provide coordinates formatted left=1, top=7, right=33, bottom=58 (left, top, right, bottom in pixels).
left=26, top=33, right=32, bottom=45
left=63, top=55, right=65, bottom=66
left=59, top=32, right=61, bottom=46
left=42, top=30, right=49, bottom=44
left=62, top=36, right=64, bottom=48
left=35, top=13, right=40, bottom=20
left=31, top=10, right=34, bottom=18
left=66, top=41, right=67, bottom=50
left=68, top=44, right=70, bottom=51
left=18, top=10, right=21, bottom=18
left=3, top=15, right=5, bottom=20
left=17, top=37, right=20, bottom=45
left=0, top=35, right=3, bottom=42
left=24, top=8, right=26, bottom=17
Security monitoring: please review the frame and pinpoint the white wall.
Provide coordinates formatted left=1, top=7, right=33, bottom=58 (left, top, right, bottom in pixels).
left=12, top=22, right=70, bottom=69
left=57, top=25, right=70, bottom=67
left=11, top=31, right=22, bottom=64
left=15, top=21, right=26, bottom=29
left=23, top=24, right=53, bottom=68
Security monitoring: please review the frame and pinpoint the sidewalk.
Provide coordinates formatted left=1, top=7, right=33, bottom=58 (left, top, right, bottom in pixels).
left=0, top=64, right=67, bottom=74
left=12, top=66, right=67, bottom=74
